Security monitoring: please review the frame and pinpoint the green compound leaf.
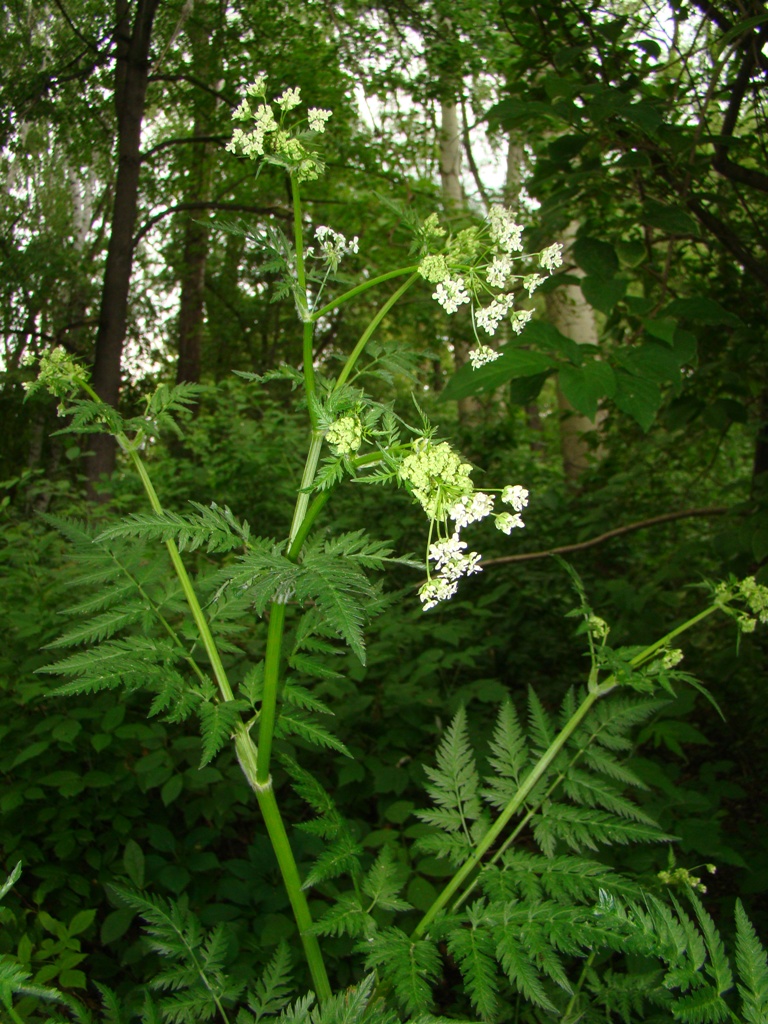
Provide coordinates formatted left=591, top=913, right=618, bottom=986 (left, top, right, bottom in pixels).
left=734, top=899, right=768, bottom=1024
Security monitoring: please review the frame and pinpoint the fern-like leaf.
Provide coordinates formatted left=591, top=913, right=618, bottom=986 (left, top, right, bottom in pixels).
left=481, top=700, right=530, bottom=812
left=239, top=942, right=294, bottom=1022
left=445, top=901, right=500, bottom=1021
left=734, top=899, right=768, bottom=1024
left=533, top=803, right=675, bottom=856
left=198, top=699, right=249, bottom=767
left=360, top=927, right=440, bottom=1016
left=416, top=707, right=487, bottom=864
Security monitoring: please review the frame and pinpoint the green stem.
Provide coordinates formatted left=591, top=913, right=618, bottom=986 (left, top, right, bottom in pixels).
left=290, top=176, right=317, bottom=426
left=310, top=266, right=420, bottom=322
left=627, top=605, right=719, bottom=668
left=412, top=684, right=609, bottom=940
left=288, top=431, right=325, bottom=548
left=127, top=446, right=235, bottom=704
left=334, top=273, right=419, bottom=390
left=234, top=727, right=331, bottom=1002
left=288, top=490, right=332, bottom=561
left=256, top=601, right=287, bottom=784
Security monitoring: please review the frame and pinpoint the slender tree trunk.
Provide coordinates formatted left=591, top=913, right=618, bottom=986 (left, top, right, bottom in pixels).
left=87, top=0, right=160, bottom=495
left=545, top=220, right=606, bottom=484
left=176, top=14, right=219, bottom=386
left=439, top=98, right=483, bottom=424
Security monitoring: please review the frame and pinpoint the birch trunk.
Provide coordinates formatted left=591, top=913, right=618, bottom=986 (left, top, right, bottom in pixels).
left=545, top=220, right=606, bottom=483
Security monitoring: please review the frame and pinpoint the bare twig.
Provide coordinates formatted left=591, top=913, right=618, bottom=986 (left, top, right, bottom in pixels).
left=480, top=506, right=729, bottom=568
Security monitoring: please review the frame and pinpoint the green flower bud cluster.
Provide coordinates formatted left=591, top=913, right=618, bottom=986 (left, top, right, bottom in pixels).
left=326, top=415, right=363, bottom=456
left=22, top=346, right=89, bottom=407
left=398, top=439, right=473, bottom=522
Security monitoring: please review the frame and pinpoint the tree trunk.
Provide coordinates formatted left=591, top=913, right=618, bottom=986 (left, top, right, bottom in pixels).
left=176, top=14, right=219, bottom=386
left=87, top=0, right=160, bottom=495
left=545, top=220, right=606, bottom=485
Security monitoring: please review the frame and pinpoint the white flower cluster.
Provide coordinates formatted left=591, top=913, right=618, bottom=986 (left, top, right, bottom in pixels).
left=399, top=438, right=528, bottom=610
left=312, top=226, right=359, bottom=270
left=432, top=277, right=470, bottom=313
left=308, top=107, right=332, bottom=132
left=421, top=204, right=569, bottom=354
left=326, top=414, right=362, bottom=455
left=468, top=344, right=500, bottom=369
left=487, top=206, right=524, bottom=253
left=226, top=79, right=331, bottom=182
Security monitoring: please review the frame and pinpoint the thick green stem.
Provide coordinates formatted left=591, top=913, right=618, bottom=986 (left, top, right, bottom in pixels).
left=310, top=266, right=420, bottom=322
left=256, top=601, right=287, bottom=784
left=234, top=727, right=331, bottom=1001
left=288, top=431, right=325, bottom=548
left=334, top=274, right=419, bottom=390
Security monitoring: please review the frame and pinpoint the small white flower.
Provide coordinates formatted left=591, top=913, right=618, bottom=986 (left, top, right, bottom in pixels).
left=502, top=485, right=529, bottom=511
left=232, top=99, right=252, bottom=121
left=432, top=277, right=470, bottom=314
left=510, top=309, right=533, bottom=334
left=308, top=107, right=332, bottom=131
left=275, top=87, right=301, bottom=111
left=428, top=534, right=467, bottom=570
left=246, top=76, right=267, bottom=97
left=419, top=577, right=458, bottom=610
left=495, top=512, right=524, bottom=534
left=475, top=301, right=506, bottom=336
left=523, top=273, right=545, bottom=296
left=314, top=226, right=358, bottom=268
left=486, top=254, right=512, bottom=288
left=539, top=243, right=564, bottom=273
left=487, top=206, right=524, bottom=253
left=469, top=344, right=500, bottom=369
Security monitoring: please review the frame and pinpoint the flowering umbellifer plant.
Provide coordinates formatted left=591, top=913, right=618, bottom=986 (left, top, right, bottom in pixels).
left=18, top=80, right=768, bottom=1023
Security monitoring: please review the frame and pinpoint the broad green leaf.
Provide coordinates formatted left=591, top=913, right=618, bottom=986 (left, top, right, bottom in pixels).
left=620, top=342, right=683, bottom=384
left=643, top=199, right=699, bottom=235
left=617, top=239, right=646, bottom=266
left=442, top=346, right=557, bottom=401
left=572, top=238, right=619, bottom=277
left=642, top=318, right=677, bottom=344
left=663, top=296, right=742, bottom=327
left=614, top=371, right=662, bottom=431
left=123, top=839, right=145, bottom=889
left=508, top=372, right=551, bottom=405
left=581, top=275, right=627, bottom=314
left=558, top=362, right=616, bottom=420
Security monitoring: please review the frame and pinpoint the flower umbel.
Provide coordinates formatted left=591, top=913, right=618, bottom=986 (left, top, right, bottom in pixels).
left=399, top=437, right=528, bottom=610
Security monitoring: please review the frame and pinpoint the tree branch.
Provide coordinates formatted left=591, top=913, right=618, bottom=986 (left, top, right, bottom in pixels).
left=480, top=506, right=729, bottom=568
left=132, top=201, right=285, bottom=247
left=149, top=71, right=232, bottom=105
left=141, top=134, right=229, bottom=160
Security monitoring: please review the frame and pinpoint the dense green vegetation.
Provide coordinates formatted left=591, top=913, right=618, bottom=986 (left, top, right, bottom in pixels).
left=1, top=1, right=767, bottom=1021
